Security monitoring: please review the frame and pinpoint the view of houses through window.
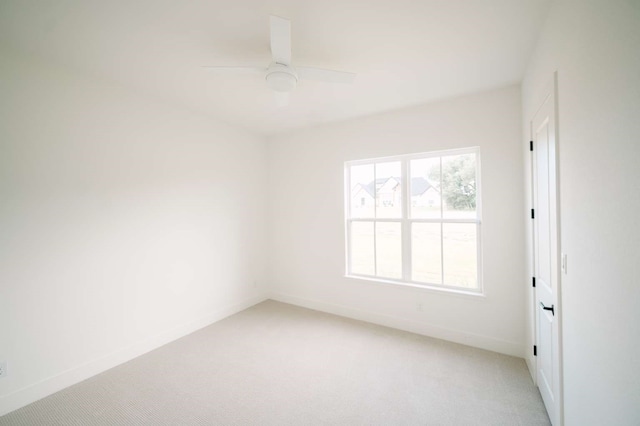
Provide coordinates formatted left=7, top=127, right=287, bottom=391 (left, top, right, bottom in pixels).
left=345, top=148, right=481, bottom=292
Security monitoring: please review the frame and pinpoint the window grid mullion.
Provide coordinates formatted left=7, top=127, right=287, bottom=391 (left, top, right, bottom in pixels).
left=476, top=221, right=481, bottom=293
left=406, top=218, right=480, bottom=224
left=345, top=218, right=352, bottom=273
left=345, top=166, right=351, bottom=275
left=350, top=218, right=403, bottom=222
left=439, top=157, right=445, bottom=286
left=401, top=159, right=411, bottom=281
left=440, top=221, right=445, bottom=287
left=373, top=164, right=377, bottom=276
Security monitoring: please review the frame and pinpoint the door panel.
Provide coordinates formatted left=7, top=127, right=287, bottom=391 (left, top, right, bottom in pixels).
left=535, top=122, right=551, bottom=285
left=531, top=75, right=562, bottom=425
left=539, top=307, right=554, bottom=397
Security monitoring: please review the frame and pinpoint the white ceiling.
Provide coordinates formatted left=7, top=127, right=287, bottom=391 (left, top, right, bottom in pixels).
left=0, top=0, right=551, bottom=135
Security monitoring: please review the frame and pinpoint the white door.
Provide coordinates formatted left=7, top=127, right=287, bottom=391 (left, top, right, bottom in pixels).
left=531, top=75, right=562, bottom=425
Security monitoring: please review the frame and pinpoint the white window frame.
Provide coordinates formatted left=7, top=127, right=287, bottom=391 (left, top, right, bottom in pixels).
left=344, top=147, right=483, bottom=295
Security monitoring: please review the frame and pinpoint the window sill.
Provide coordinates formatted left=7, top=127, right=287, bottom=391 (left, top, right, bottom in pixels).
left=344, top=274, right=486, bottom=299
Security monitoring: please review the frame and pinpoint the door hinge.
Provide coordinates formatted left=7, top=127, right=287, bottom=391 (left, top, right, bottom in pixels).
left=532, top=277, right=536, bottom=288
left=531, top=209, right=535, bottom=219
left=534, top=345, right=537, bottom=356
left=530, top=140, right=533, bottom=151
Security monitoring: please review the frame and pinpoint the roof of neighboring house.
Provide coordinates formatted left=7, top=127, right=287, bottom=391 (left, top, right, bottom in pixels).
left=352, top=183, right=374, bottom=198
left=410, top=177, right=433, bottom=196
left=352, top=177, right=436, bottom=198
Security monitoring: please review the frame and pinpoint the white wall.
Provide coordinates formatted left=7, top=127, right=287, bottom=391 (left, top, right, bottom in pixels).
left=0, top=49, right=268, bottom=415
left=268, top=85, right=526, bottom=357
left=522, top=1, right=640, bottom=424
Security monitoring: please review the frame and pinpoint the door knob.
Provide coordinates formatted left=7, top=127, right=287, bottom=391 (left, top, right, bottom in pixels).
left=540, top=302, right=555, bottom=316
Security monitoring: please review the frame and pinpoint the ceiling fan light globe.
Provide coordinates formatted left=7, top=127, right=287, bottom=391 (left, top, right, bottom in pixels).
left=266, top=71, right=297, bottom=92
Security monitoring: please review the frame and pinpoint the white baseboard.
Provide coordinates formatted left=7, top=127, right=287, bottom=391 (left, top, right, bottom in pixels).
left=0, top=294, right=268, bottom=417
left=525, top=354, right=536, bottom=384
left=269, top=292, right=523, bottom=358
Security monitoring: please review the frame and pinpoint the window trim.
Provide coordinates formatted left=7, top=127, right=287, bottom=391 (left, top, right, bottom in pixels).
left=344, top=147, right=483, bottom=295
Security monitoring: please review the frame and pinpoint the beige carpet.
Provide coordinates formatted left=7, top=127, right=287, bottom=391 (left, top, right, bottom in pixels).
left=0, top=300, right=550, bottom=425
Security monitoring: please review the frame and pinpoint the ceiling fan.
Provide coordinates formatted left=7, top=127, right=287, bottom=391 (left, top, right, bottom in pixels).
left=203, top=15, right=356, bottom=106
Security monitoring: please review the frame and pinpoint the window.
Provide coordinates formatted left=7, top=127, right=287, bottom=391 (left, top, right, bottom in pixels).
left=345, top=147, right=482, bottom=293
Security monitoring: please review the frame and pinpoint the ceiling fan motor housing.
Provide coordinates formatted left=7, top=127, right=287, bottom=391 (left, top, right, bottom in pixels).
left=266, top=63, right=298, bottom=92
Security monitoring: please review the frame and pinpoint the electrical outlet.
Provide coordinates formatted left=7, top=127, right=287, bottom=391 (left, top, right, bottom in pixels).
left=0, top=361, right=7, bottom=378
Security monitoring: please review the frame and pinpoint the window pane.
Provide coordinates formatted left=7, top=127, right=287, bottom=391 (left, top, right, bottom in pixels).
left=410, top=157, right=441, bottom=218
left=411, top=223, right=442, bottom=284
left=350, top=164, right=374, bottom=218
left=443, top=223, right=477, bottom=288
left=350, top=221, right=375, bottom=276
left=375, top=222, right=402, bottom=279
left=441, top=153, right=477, bottom=219
left=375, top=162, right=402, bottom=218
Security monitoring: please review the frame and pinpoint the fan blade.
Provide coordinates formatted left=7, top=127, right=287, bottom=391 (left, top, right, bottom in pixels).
left=270, top=15, right=291, bottom=65
left=297, top=67, right=356, bottom=84
left=274, top=91, right=289, bottom=107
left=202, top=66, right=265, bottom=76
